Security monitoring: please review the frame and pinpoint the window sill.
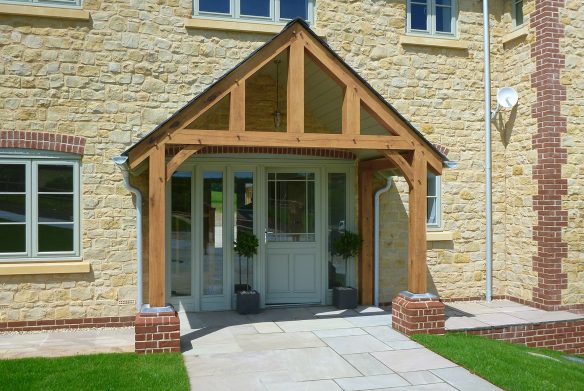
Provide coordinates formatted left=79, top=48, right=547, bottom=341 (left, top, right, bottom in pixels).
left=184, top=18, right=286, bottom=35
left=0, top=261, right=90, bottom=276
left=427, top=231, right=454, bottom=241
left=401, top=35, right=469, bottom=50
left=502, top=25, right=529, bottom=46
left=0, top=3, right=90, bottom=20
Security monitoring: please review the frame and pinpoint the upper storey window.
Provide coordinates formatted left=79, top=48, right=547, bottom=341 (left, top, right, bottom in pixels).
left=512, top=0, right=524, bottom=27
left=407, top=0, right=457, bottom=37
left=194, top=0, right=315, bottom=24
left=1, top=0, right=81, bottom=7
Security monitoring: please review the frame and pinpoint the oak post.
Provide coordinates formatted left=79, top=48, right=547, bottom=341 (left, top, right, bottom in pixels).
left=408, top=150, right=428, bottom=293
left=149, top=145, right=166, bottom=307
left=287, top=36, right=304, bottom=133
left=342, top=86, right=360, bottom=135
left=358, top=165, right=374, bottom=305
left=229, top=81, right=246, bottom=132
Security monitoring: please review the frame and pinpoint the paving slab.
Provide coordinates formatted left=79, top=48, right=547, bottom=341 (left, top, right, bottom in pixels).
left=313, top=328, right=368, bottom=338
left=445, top=316, right=490, bottom=330
left=432, top=367, right=503, bottom=391
left=473, top=313, right=527, bottom=327
left=345, top=314, right=392, bottom=327
left=372, top=348, right=457, bottom=373
left=342, top=353, right=394, bottom=376
left=268, top=380, right=343, bottom=391
left=399, top=370, right=443, bottom=385
left=382, top=340, right=424, bottom=350
left=276, top=318, right=355, bottom=332
left=253, top=322, right=284, bottom=334
left=378, top=383, right=458, bottom=391
left=362, top=326, right=410, bottom=342
left=334, top=374, right=410, bottom=390
left=236, top=331, right=325, bottom=352
left=322, top=334, right=392, bottom=355
left=276, top=347, right=362, bottom=381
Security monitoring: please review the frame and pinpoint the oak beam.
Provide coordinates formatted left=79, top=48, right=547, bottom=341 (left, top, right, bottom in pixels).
left=169, top=130, right=414, bottom=151
left=287, top=36, right=304, bottom=133
left=358, top=165, right=374, bottom=305
left=381, top=151, right=414, bottom=188
left=148, top=145, right=166, bottom=307
left=408, top=150, right=428, bottom=293
left=229, top=81, right=246, bottom=132
left=359, top=157, right=397, bottom=172
left=342, top=85, right=360, bottom=135
left=166, top=145, right=202, bottom=181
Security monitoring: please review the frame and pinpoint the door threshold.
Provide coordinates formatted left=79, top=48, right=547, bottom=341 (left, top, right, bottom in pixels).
left=265, top=302, right=322, bottom=308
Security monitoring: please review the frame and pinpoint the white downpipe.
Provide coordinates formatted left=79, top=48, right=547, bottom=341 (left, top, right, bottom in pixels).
left=483, top=0, right=493, bottom=302
left=374, top=176, right=393, bottom=307
left=112, top=156, right=143, bottom=310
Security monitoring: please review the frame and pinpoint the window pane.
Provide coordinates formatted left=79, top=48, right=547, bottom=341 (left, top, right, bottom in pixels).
left=241, top=0, right=270, bottom=17
left=203, top=171, right=223, bottom=295
left=199, top=0, right=230, bottom=14
left=436, top=6, right=452, bottom=33
left=0, top=164, right=25, bottom=192
left=410, top=3, right=428, bottom=30
left=38, top=223, right=74, bottom=252
left=435, top=0, right=451, bottom=5
left=280, top=0, right=308, bottom=20
left=328, top=173, right=346, bottom=289
left=38, top=165, right=73, bottom=193
left=171, top=172, right=192, bottom=297
left=427, top=198, right=437, bottom=225
left=234, top=172, right=254, bottom=292
left=515, top=1, right=524, bottom=26
left=0, top=224, right=26, bottom=253
left=0, top=194, right=26, bottom=223
left=38, top=194, right=73, bottom=223
left=427, top=174, right=437, bottom=197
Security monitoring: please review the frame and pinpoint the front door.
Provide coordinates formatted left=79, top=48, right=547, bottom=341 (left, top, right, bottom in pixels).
left=265, top=171, right=321, bottom=305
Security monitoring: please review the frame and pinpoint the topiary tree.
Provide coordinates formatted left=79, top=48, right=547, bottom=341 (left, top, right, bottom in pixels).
left=234, top=230, right=259, bottom=292
left=332, top=231, right=362, bottom=287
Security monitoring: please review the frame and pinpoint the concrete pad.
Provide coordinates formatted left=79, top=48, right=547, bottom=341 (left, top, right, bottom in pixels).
left=334, top=374, right=409, bottom=390
left=432, top=367, right=502, bottom=391
left=345, top=314, right=392, bottom=327
left=276, top=318, right=355, bottom=332
left=276, top=347, right=361, bottom=381
left=268, top=380, right=343, bottom=390
left=363, top=326, right=410, bottom=342
left=236, top=331, right=325, bottom=352
left=314, top=328, right=368, bottom=338
left=399, top=371, right=443, bottom=385
left=342, top=353, right=394, bottom=376
left=322, top=335, right=392, bottom=355
left=372, top=349, right=457, bottom=373
left=253, top=322, right=284, bottom=334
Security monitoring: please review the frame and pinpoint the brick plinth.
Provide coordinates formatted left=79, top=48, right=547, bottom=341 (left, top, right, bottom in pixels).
left=463, top=319, right=584, bottom=355
left=135, top=309, right=180, bottom=354
left=0, top=316, right=135, bottom=332
left=391, top=293, right=445, bottom=335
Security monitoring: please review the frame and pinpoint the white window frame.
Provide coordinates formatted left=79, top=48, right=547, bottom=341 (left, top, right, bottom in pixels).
left=427, top=173, right=441, bottom=230
left=193, top=0, right=315, bottom=25
left=406, top=0, right=457, bottom=38
left=512, top=0, right=524, bottom=28
left=0, top=0, right=82, bottom=9
left=0, top=153, right=81, bottom=262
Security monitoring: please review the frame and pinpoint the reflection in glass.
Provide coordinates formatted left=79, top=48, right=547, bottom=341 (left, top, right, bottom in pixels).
left=0, top=194, right=25, bottom=223
left=241, top=0, right=270, bottom=17
left=0, top=224, right=26, bottom=253
left=436, top=4, right=452, bottom=33
left=200, top=0, right=230, bottom=14
left=328, top=173, right=347, bottom=289
left=0, top=164, right=25, bottom=192
left=203, top=172, right=224, bottom=295
left=38, top=165, right=73, bottom=192
left=38, top=194, right=73, bottom=223
left=410, top=1, right=428, bottom=31
left=171, top=172, right=192, bottom=297
left=38, top=223, right=73, bottom=252
left=267, top=172, right=315, bottom=242
left=234, top=172, right=254, bottom=293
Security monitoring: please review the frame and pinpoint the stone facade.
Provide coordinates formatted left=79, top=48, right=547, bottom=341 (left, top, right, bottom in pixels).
left=0, top=0, right=582, bottom=322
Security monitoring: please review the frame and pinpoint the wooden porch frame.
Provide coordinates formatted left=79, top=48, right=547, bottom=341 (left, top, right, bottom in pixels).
left=132, top=20, right=444, bottom=307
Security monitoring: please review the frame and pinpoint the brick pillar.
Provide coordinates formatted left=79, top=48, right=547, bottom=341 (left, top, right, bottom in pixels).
left=135, top=306, right=180, bottom=354
left=391, top=292, right=445, bottom=336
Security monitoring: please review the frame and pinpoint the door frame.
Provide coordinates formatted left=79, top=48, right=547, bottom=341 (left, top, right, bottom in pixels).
left=166, top=155, right=356, bottom=311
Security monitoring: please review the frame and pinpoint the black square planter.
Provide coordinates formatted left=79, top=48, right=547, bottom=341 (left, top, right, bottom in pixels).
left=333, top=287, right=358, bottom=309
left=236, top=290, right=261, bottom=314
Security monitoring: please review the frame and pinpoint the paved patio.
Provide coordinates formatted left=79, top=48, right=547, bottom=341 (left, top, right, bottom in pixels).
left=445, top=299, right=584, bottom=330
left=181, top=306, right=500, bottom=390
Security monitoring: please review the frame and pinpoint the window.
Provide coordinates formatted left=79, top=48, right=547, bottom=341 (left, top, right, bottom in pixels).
left=194, top=0, right=315, bottom=24
left=1, top=0, right=81, bottom=8
left=0, top=157, right=80, bottom=261
left=407, top=0, right=457, bottom=37
left=427, top=173, right=441, bottom=228
left=512, top=0, right=524, bottom=28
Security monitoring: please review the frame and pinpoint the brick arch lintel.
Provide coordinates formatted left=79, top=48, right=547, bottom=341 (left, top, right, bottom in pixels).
left=0, top=131, right=86, bottom=155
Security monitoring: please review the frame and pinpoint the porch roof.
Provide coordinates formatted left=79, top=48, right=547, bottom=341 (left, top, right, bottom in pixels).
left=123, top=19, right=448, bottom=166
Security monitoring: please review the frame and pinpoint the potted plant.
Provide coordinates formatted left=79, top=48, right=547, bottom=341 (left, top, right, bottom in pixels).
left=332, top=231, right=361, bottom=309
left=234, top=230, right=260, bottom=314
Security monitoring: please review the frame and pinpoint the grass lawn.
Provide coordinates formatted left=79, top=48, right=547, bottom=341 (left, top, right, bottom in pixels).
left=0, top=352, right=189, bottom=391
left=413, top=333, right=584, bottom=391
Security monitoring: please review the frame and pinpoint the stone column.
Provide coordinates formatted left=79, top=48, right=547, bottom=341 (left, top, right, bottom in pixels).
left=391, top=291, right=445, bottom=336
left=135, top=305, right=180, bottom=354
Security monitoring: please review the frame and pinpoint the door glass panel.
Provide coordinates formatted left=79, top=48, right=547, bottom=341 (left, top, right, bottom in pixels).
left=203, top=171, right=224, bottom=295
left=328, top=173, right=347, bottom=288
left=233, top=172, right=254, bottom=293
left=171, top=172, right=192, bottom=297
left=267, top=172, right=315, bottom=242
